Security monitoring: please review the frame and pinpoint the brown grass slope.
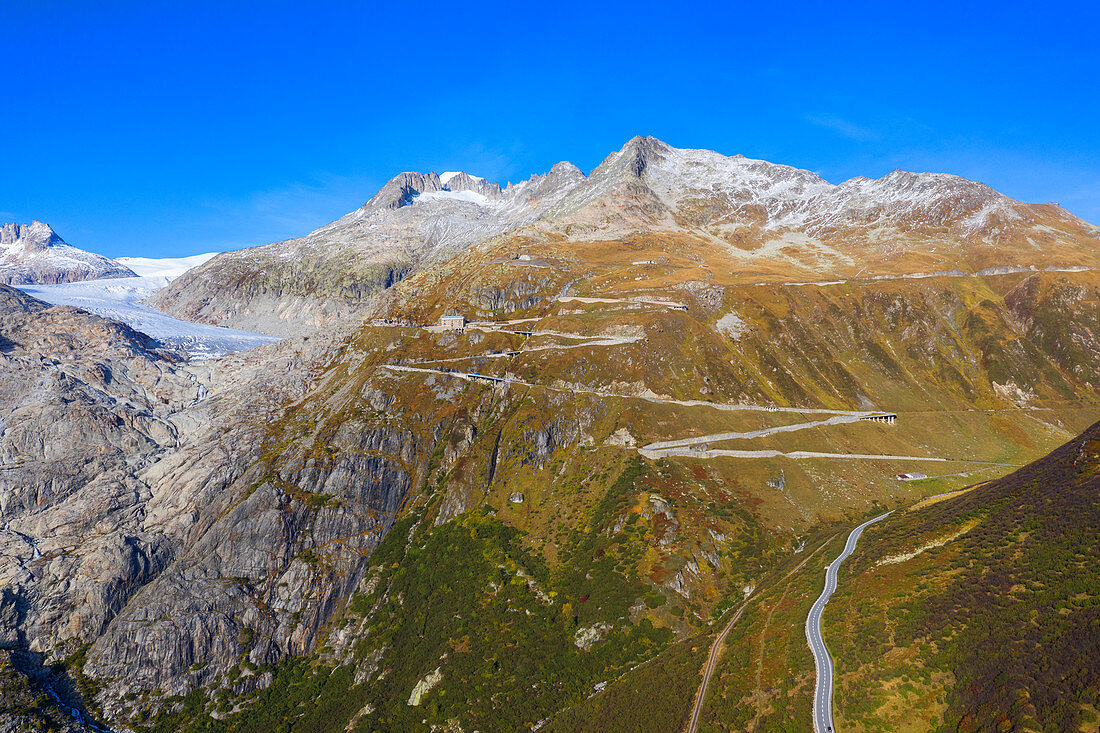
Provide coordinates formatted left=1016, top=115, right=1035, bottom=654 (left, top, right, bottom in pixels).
left=827, top=420, right=1100, bottom=732
left=93, top=199, right=1098, bottom=729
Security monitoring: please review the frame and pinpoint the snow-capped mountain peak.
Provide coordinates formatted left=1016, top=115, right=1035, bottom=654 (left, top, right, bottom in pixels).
left=151, top=136, right=1100, bottom=337
left=1, top=221, right=136, bottom=285
left=1, top=220, right=66, bottom=252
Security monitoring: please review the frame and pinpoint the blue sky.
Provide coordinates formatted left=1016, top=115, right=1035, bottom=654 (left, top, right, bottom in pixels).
left=3, top=0, right=1098, bottom=258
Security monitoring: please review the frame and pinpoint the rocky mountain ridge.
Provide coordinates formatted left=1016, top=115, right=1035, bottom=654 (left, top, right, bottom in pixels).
left=0, top=221, right=136, bottom=286
left=148, top=160, right=590, bottom=335
left=151, top=136, right=1100, bottom=336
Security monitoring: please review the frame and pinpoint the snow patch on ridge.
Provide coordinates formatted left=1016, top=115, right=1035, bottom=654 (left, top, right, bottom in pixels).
left=650, top=144, right=834, bottom=216
left=114, top=253, right=218, bottom=278
left=439, top=171, right=484, bottom=185
left=414, top=189, right=496, bottom=207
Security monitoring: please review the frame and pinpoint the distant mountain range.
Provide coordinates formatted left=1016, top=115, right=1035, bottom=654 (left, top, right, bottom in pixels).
left=0, top=221, right=136, bottom=285
left=150, top=136, right=1100, bottom=336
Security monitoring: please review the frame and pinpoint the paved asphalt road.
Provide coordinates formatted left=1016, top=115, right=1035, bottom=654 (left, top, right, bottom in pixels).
left=805, top=511, right=893, bottom=733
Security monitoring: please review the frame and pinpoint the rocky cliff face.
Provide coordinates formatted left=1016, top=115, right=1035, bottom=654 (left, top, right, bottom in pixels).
left=0, top=285, right=468, bottom=728
left=0, top=222, right=136, bottom=285
left=0, top=285, right=198, bottom=653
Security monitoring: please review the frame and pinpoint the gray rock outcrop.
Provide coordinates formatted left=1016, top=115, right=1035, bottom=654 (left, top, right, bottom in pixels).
left=0, top=285, right=451, bottom=725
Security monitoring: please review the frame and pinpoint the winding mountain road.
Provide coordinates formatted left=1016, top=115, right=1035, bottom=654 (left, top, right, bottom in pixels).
left=806, top=511, right=893, bottom=733
left=640, top=414, right=870, bottom=452
left=686, top=538, right=835, bottom=733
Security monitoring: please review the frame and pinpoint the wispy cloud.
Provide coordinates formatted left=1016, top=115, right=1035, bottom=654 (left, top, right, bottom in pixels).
left=804, top=113, right=880, bottom=141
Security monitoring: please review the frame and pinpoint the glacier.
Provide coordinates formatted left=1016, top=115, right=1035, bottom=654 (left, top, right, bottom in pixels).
left=16, top=259, right=279, bottom=360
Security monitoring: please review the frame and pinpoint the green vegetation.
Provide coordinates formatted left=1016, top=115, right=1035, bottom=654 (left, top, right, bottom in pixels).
left=545, top=635, right=709, bottom=732
left=0, top=649, right=101, bottom=732
left=144, top=498, right=674, bottom=732
left=554, top=458, right=653, bottom=623
left=131, top=263, right=1098, bottom=732
left=693, top=533, right=844, bottom=730
left=0, top=652, right=50, bottom=720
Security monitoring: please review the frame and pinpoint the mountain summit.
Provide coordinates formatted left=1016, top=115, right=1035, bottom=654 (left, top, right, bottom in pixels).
left=0, top=221, right=136, bottom=285
left=150, top=137, right=1100, bottom=336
